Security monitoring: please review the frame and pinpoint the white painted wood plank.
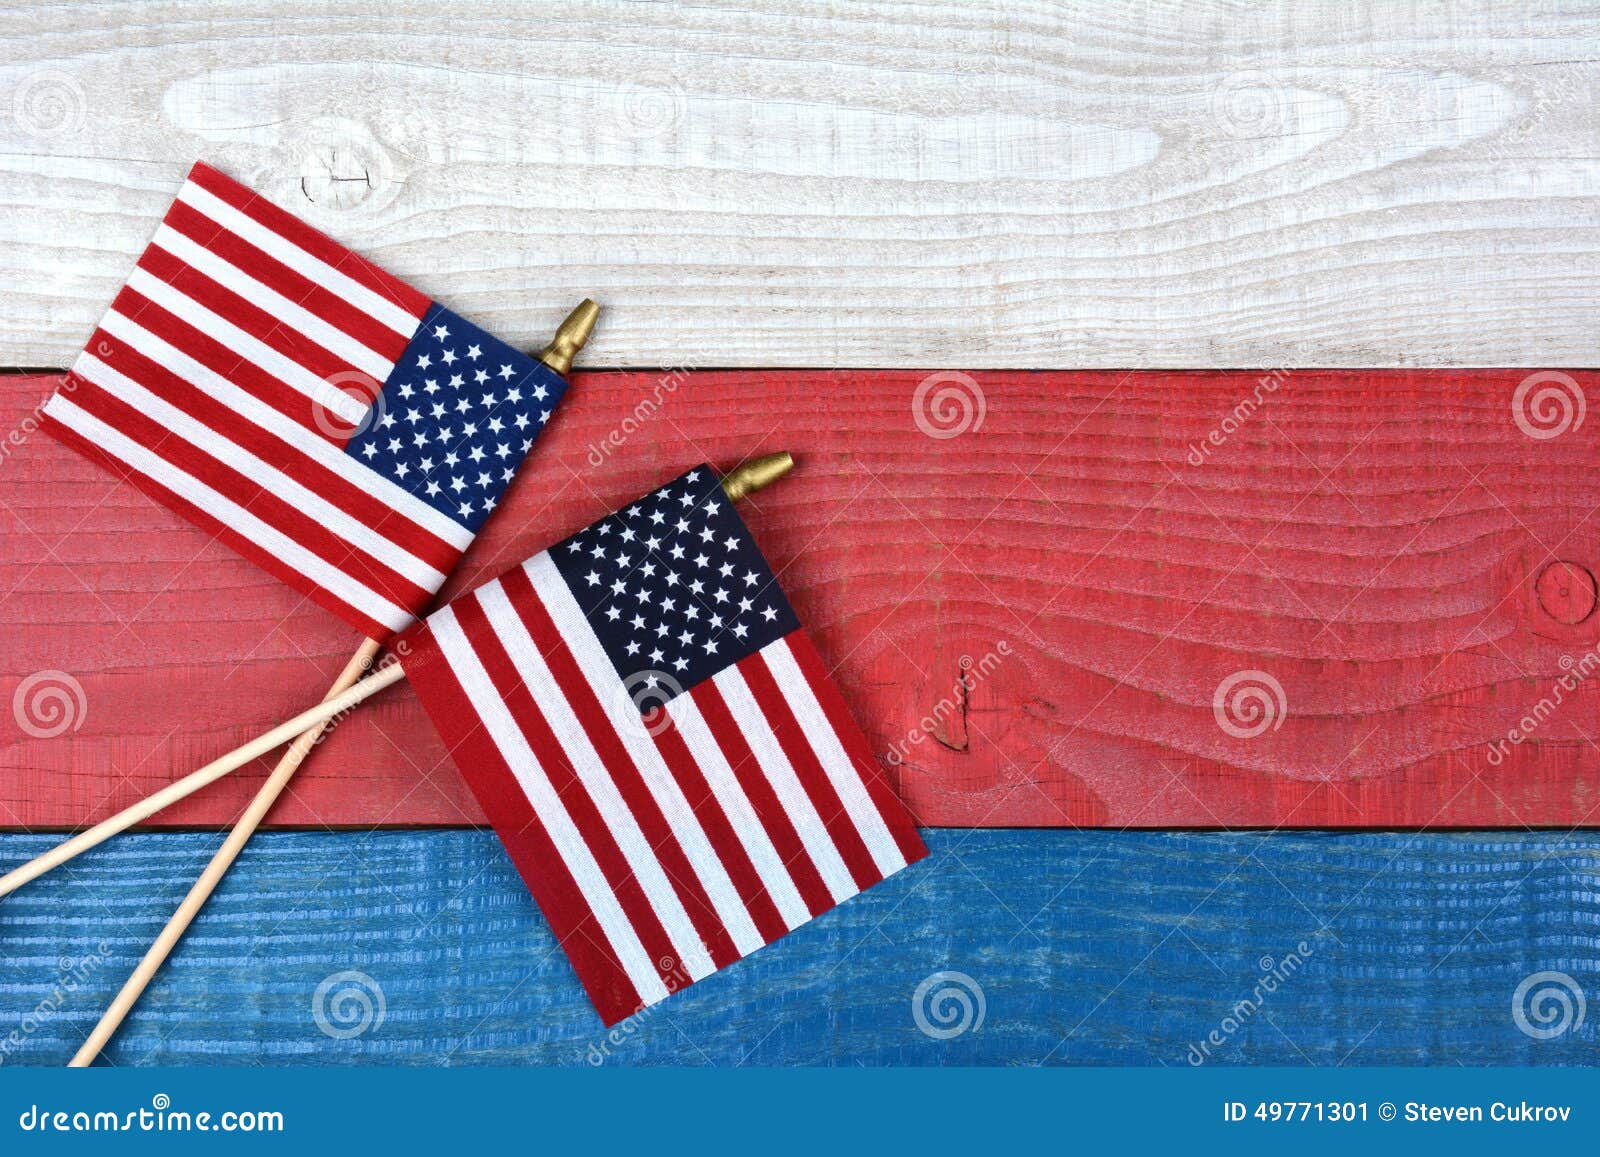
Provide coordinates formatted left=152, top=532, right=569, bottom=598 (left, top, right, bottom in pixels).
left=0, top=1, right=1596, bottom=368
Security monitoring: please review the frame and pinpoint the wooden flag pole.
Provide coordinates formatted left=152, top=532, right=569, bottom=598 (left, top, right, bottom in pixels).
left=0, top=656, right=399, bottom=899
left=0, top=302, right=595, bottom=905
left=63, top=450, right=794, bottom=1065
left=55, top=300, right=597, bottom=1066
left=0, top=660, right=408, bottom=900
left=65, top=640, right=383, bottom=1067
left=0, top=453, right=793, bottom=900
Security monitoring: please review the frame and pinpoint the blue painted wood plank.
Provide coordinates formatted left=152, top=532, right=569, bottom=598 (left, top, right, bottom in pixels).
left=1, top=830, right=1596, bottom=1066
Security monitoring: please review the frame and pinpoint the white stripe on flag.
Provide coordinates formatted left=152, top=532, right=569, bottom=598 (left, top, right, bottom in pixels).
left=523, top=554, right=765, bottom=958
left=98, top=309, right=473, bottom=551
left=762, top=637, right=909, bottom=878
left=43, top=393, right=413, bottom=634
left=429, top=605, right=669, bottom=1007
left=150, top=223, right=397, bottom=383
left=73, top=352, right=448, bottom=594
left=479, top=574, right=718, bottom=980
left=711, top=664, right=859, bottom=904
left=664, top=691, right=814, bottom=932
left=124, top=266, right=369, bottom=426
left=175, top=179, right=421, bottom=338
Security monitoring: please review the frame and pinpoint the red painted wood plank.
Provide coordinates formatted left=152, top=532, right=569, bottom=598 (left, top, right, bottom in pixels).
left=3, top=368, right=1598, bottom=829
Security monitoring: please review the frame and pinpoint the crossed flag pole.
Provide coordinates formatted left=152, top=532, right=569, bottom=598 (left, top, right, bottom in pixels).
left=3, top=161, right=924, bottom=1055
left=2, top=299, right=598, bottom=907
left=67, top=452, right=801, bottom=1063
left=49, top=299, right=599, bottom=1064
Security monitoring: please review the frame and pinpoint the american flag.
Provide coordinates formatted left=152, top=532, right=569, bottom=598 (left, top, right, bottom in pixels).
left=42, top=161, right=567, bottom=642
left=399, top=466, right=926, bottom=1023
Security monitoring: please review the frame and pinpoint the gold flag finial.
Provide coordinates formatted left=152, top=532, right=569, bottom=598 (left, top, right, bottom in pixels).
left=537, top=299, right=600, bottom=376
left=720, top=452, right=794, bottom=503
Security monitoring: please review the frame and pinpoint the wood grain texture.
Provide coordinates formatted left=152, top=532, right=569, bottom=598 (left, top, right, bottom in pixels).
left=5, top=368, right=1600, bottom=830
left=1, top=2, right=1597, bottom=367
left=1, top=829, right=1596, bottom=1066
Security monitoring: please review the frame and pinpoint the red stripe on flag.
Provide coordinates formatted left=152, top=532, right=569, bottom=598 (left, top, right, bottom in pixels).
left=62, top=379, right=434, bottom=618
left=785, top=632, right=927, bottom=865
left=448, top=591, right=689, bottom=998
left=41, top=410, right=397, bottom=643
left=137, top=244, right=359, bottom=386
left=163, top=199, right=410, bottom=364
left=498, top=566, right=743, bottom=972
left=399, top=617, right=647, bottom=1025
left=649, top=715, right=792, bottom=945
left=738, top=648, right=883, bottom=891
left=107, top=285, right=341, bottom=439
left=687, top=679, right=835, bottom=919
left=88, top=332, right=459, bottom=575
left=186, top=161, right=431, bottom=319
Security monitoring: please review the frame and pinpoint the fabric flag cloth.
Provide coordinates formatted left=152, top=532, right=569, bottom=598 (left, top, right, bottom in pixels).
left=42, top=160, right=568, bottom=642
left=399, top=466, right=926, bottom=1023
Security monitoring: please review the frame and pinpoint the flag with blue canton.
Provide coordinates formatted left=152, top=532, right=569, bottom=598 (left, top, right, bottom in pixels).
left=547, top=466, right=800, bottom=697
left=42, top=161, right=574, bottom=643
left=399, top=463, right=927, bottom=1025
left=345, top=303, right=567, bottom=536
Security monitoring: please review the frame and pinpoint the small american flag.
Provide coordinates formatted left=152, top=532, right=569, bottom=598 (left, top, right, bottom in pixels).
left=42, top=161, right=567, bottom=641
left=399, top=466, right=926, bottom=1023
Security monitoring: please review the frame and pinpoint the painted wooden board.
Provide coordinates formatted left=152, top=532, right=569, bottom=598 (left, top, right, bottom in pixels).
left=1, top=3, right=1597, bottom=368
left=1, top=829, right=1595, bottom=1066
left=5, top=368, right=1600, bottom=830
